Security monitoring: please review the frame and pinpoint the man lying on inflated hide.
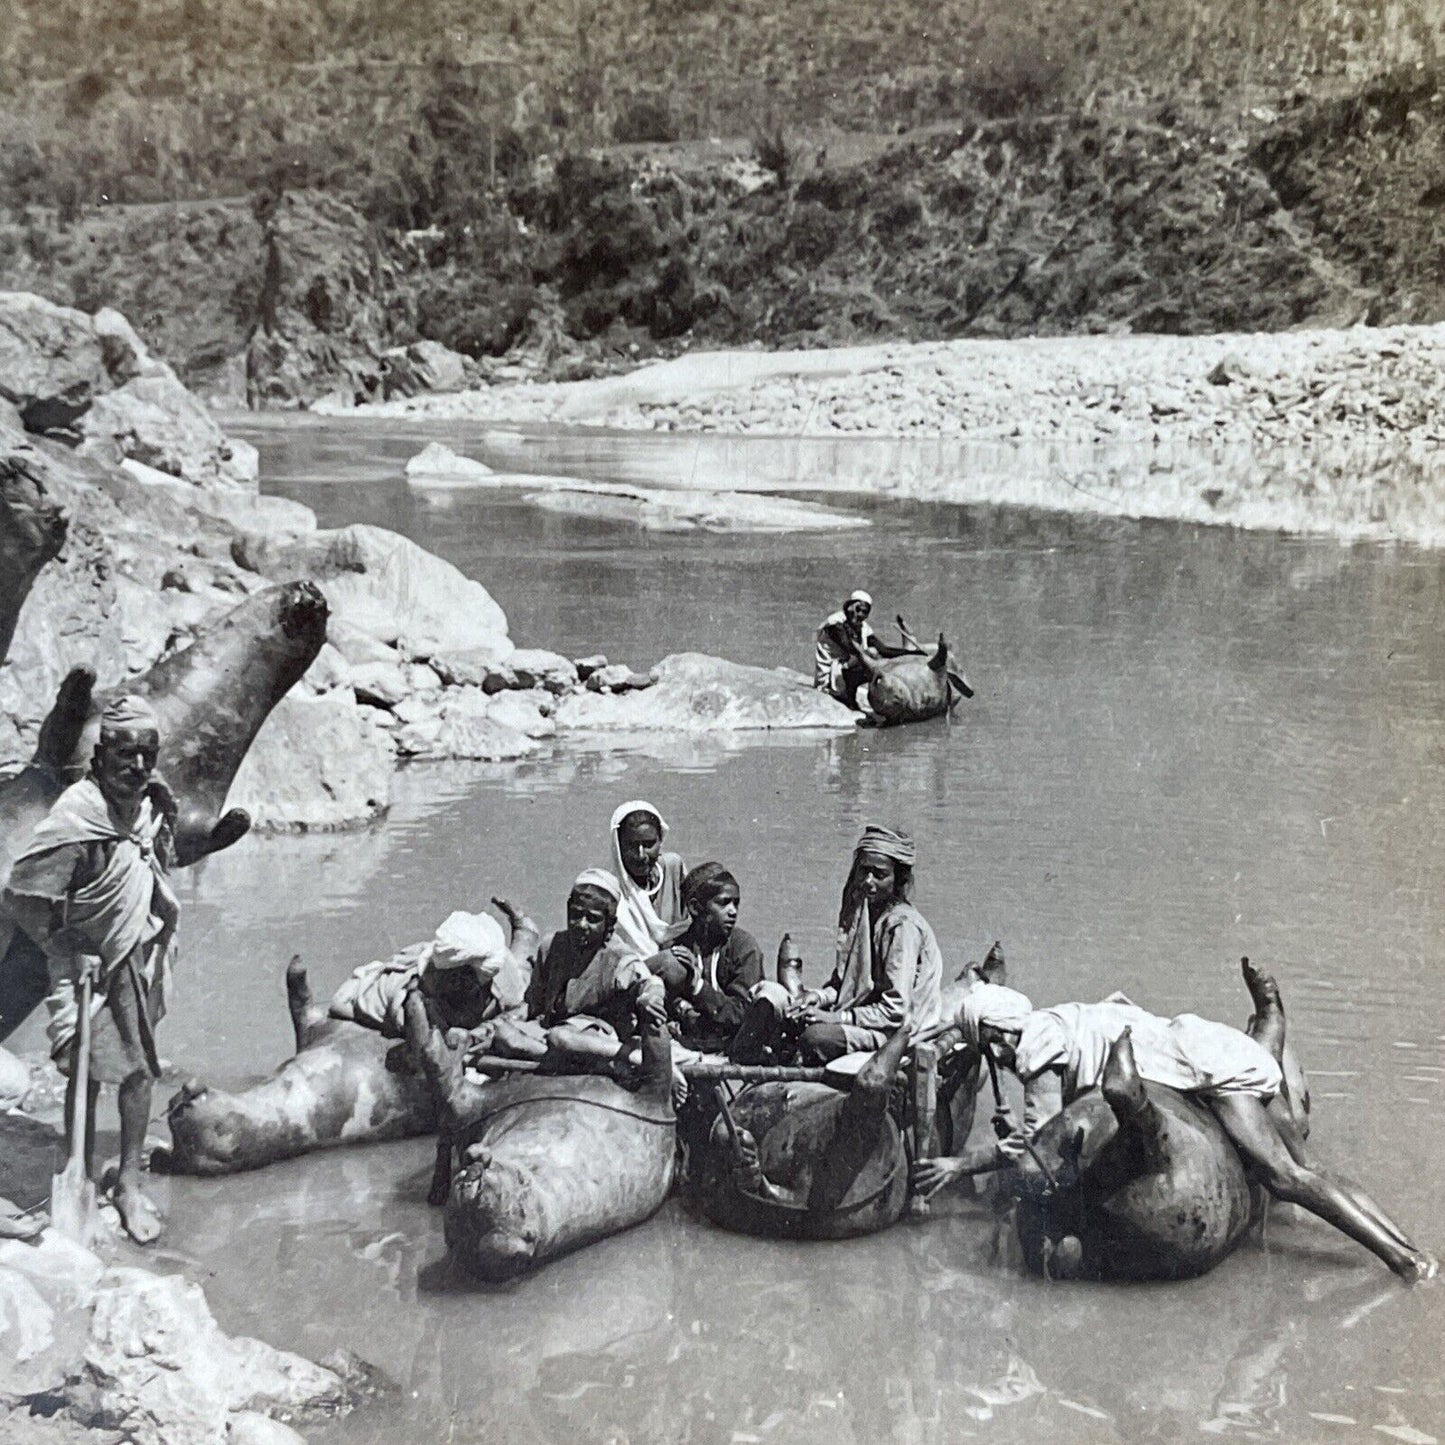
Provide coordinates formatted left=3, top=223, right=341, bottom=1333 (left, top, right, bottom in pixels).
left=328, top=906, right=530, bottom=1047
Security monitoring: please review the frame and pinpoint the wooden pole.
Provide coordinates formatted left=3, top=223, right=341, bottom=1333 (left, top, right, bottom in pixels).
left=908, top=1041, right=939, bottom=1218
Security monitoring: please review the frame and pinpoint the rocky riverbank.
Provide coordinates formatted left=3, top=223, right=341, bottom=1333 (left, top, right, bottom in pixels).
left=0, top=291, right=859, bottom=1443
left=347, top=322, right=1445, bottom=545
left=0, top=1088, right=368, bottom=1445
left=1, top=291, right=859, bottom=835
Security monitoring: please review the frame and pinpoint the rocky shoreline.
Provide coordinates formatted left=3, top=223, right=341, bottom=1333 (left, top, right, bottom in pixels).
left=1, top=291, right=859, bottom=836
left=0, top=290, right=867, bottom=1444
left=349, top=322, right=1445, bottom=546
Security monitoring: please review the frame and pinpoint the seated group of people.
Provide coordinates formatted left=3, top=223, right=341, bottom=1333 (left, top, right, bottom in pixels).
left=331, top=804, right=945, bottom=1075
left=328, top=798, right=1436, bottom=1281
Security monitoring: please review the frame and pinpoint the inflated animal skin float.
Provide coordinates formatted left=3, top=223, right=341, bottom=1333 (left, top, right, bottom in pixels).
left=165, top=958, right=439, bottom=1176
left=406, top=987, right=677, bottom=1281
left=848, top=616, right=974, bottom=726
left=698, top=1024, right=916, bottom=1241
left=1010, top=994, right=1310, bottom=1282
left=0, top=455, right=67, bottom=670
left=0, top=582, right=327, bottom=1041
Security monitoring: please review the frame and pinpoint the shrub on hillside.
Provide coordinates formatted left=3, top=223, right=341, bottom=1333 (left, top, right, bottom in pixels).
left=612, top=97, right=679, bottom=144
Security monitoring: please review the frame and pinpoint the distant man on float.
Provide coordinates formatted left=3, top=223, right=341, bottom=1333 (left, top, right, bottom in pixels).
left=3, top=695, right=179, bottom=1245
left=813, top=590, right=914, bottom=711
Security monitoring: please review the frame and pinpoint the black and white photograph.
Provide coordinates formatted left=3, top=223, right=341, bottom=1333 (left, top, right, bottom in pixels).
left=0, top=0, right=1442, bottom=1440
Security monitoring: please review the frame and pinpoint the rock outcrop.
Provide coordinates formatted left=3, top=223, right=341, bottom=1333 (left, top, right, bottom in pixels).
left=234, top=523, right=513, bottom=663
left=554, top=653, right=857, bottom=732
left=0, top=1230, right=354, bottom=1444
left=245, top=192, right=409, bottom=410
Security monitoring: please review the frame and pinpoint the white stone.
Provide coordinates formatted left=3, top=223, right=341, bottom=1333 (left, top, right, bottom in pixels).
left=348, top=659, right=410, bottom=708
left=506, top=647, right=578, bottom=694
left=227, top=693, right=393, bottom=831
left=404, top=442, right=496, bottom=487
left=486, top=689, right=557, bottom=739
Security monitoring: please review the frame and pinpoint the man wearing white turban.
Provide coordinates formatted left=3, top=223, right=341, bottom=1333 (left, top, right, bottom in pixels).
left=328, top=904, right=529, bottom=1042
left=3, top=694, right=178, bottom=1244
left=813, top=590, right=913, bottom=710
left=912, top=960, right=1436, bottom=1279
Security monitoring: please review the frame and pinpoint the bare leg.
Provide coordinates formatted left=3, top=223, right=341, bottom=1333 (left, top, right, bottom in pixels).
left=1210, top=1094, right=1435, bottom=1280
left=114, top=1072, right=162, bottom=1244
left=1241, top=957, right=1286, bottom=1062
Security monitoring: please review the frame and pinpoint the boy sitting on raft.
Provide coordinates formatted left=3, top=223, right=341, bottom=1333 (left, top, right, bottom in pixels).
left=520, top=869, right=658, bottom=1052
left=328, top=905, right=530, bottom=1046
left=644, top=863, right=764, bottom=1055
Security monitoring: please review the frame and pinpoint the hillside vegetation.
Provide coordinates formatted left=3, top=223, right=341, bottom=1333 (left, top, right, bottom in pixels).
left=1, top=0, right=1441, bottom=402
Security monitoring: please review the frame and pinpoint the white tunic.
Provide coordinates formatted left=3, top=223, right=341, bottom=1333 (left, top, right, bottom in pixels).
left=1015, top=1000, right=1281, bottom=1106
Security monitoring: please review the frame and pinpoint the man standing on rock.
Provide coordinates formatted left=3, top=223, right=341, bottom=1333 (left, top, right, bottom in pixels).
left=814, top=590, right=913, bottom=711
left=3, top=696, right=179, bottom=1244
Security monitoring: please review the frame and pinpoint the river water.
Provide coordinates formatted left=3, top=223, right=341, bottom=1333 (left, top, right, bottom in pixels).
left=57, top=419, right=1445, bottom=1440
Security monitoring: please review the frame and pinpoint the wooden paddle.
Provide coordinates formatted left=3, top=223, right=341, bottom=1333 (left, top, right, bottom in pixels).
left=49, top=969, right=98, bottom=1245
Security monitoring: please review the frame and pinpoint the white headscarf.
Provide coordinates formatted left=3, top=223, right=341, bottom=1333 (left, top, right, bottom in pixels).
left=957, top=982, right=1034, bottom=1051
left=609, top=799, right=671, bottom=960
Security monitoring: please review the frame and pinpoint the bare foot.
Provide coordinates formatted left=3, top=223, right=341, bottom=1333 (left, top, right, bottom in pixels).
left=1241, top=955, right=1287, bottom=1062
left=113, top=1180, right=163, bottom=1245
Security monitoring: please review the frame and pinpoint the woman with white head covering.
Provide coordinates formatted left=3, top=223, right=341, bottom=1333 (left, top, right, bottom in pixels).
left=608, top=800, right=686, bottom=962
left=913, top=960, right=1437, bottom=1279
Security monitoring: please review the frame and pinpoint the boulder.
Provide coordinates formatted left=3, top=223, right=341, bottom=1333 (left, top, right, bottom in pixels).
left=83, top=1267, right=346, bottom=1445
left=428, top=648, right=514, bottom=689
left=486, top=689, right=558, bottom=739
left=349, top=658, right=411, bottom=709
left=404, top=441, right=496, bottom=488
left=398, top=700, right=540, bottom=761
left=0, top=1231, right=100, bottom=1398
left=405, top=660, right=443, bottom=694
left=121, top=460, right=302, bottom=537
left=326, top=620, right=400, bottom=669
left=553, top=652, right=858, bottom=733
left=235, top=524, right=513, bottom=663
left=0, top=293, right=108, bottom=431
left=79, top=371, right=256, bottom=490
left=383, top=340, right=471, bottom=399
left=0, top=1046, right=28, bottom=1110
left=0, top=498, right=122, bottom=751
left=227, top=692, right=393, bottom=831
left=228, top=1413, right=310, bottom=1445
left=92, top=305, right=162, bottom=386
left=585, top=663, right=659, bottom=694
left=506, top=647, right=578, bottom=694
left=300, top=641, right=351, bottom=695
